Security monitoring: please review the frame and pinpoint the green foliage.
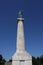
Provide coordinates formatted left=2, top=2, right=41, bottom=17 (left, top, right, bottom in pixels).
left=32, top=55, right=43, bottom=65
left=40, top=55, right=43, bottom=64
left=9, top=59, right=12, bottom=62
left=0, top=54, right=6, bottom=65
left=32, top=56, right=38, bottom=65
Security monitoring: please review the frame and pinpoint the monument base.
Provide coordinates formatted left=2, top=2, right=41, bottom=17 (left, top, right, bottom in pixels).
left=12, top=51, right=32, bottom=65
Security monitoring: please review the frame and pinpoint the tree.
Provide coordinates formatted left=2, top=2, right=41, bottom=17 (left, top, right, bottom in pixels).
left=9, top=59, right=12, bottom=62
left=40, top=55, right=43, bottom=64
left=32, top=55, right=43, bottom=65
left=32, top=56, right=38, bottom=65
left=0, top=54, right=6, bottom=65
left=0, top=54, right=3, bottom=65
left=36, top=57, right=41, bottom=65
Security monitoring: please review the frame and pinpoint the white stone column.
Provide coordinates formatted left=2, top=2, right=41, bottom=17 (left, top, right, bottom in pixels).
left=12, top=11, right=32, bottom=65
left=16, top=18, right=25, bottom=52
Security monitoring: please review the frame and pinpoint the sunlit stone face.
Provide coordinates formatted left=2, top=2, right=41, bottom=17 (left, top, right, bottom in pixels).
left=12, top=11, right=32, bottom=65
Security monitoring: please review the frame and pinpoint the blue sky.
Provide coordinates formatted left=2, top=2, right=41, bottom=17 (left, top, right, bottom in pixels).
left=0, top=0, right=43, bottom=61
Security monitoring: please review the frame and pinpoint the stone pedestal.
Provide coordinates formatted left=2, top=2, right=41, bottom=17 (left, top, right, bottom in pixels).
left=12, top=51, right=32, bottom=65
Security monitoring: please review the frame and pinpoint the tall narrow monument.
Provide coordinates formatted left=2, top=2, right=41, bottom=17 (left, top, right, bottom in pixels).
left=12, top=11, right=32, bottom=65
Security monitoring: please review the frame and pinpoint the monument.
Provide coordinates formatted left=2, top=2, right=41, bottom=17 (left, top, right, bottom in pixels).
left=12, top=11, right=32, bottom=65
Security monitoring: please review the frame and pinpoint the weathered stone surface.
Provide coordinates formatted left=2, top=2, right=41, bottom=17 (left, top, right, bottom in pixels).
left=12, top=51, right=32, bottom=60
left=12, top=12, right=32, bottom=65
